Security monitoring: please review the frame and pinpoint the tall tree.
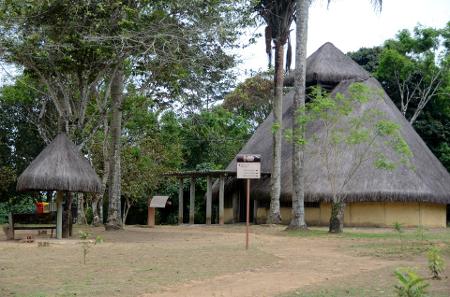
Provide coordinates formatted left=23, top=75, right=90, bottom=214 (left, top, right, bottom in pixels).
left=376, top=24, right=449, bottom=125
left=289, top=0, right=383, bottom=231
left=256, top=0, right=295, bottom=224
left=289, top=0, right=309, bottom=229
left=95, top=0, right=253, bottom=229
left=106, top=66, right=125, bottom=229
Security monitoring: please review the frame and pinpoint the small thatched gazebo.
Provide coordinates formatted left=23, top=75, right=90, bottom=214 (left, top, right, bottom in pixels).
left=17, top=133, right=102, bottom=238
left=215, top=42, right=450, bottom=227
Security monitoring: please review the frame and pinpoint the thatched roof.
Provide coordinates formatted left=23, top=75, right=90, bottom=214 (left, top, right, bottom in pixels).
left=215, top=43, right=450, bottom=204
left=284, top=42, right=370, bottom=87
left=17, top=133, right=102, bottom=193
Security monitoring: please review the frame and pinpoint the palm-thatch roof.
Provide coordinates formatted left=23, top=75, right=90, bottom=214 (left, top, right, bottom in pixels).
left=17, top=133, right=102, bottom=193
left=215, top=43, right=450, bottom=204
left=284, top=42, right=370, bottom=87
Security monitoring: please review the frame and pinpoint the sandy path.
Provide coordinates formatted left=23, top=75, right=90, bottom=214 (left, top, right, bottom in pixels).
left=140, top=230, right=396, bottom=297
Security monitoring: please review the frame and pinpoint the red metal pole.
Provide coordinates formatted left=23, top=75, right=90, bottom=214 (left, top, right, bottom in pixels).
left=246, top=178, right=250, bottom=250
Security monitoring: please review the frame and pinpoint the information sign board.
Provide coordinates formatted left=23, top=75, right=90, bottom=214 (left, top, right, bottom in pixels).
left=150, top=196, right=169, bottom=208
left=236, top=154, right=261, bottom=179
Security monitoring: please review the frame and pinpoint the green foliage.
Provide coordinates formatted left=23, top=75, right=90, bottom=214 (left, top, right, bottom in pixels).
left=286, top=83, right=413, bottom=233
left=85, top=207, right=93, bottom=225
left=350, top=23, right=450, bottom=175
left=181, top=107, right=252, bottom=170
left=291, top=83, right=412, bottom=192
left=78, top=230, right=90, bottom=240
left=223, top=73, right=272, bottom=129
left=394, top=268, right=429, bottom=297
left=0, top=78, right=45, bottom=204
left=415, top=225, right=426, bottom=242
left=347, top=46, right=383, bottom=73
left=427, top=246, right=445, bottom=280
left=0, top=195, right=38, bottom=224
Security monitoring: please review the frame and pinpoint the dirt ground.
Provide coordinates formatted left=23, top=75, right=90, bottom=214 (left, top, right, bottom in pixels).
left=0, top=225, right=449, bottom=297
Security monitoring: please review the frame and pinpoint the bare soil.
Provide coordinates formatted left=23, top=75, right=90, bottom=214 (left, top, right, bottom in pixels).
left=0, top=225, right=448, bottom=297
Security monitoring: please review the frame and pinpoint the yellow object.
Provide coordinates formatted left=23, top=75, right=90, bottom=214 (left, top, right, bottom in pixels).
left=42, top=202, right=49, bottom=213
left=224, top=202, right=447, bottom=227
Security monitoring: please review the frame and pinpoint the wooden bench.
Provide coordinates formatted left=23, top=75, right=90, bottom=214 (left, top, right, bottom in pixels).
left=7, top=212, right=57, bottom=240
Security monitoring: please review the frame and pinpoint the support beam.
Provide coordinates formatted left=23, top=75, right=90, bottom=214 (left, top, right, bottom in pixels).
left=219, top=175, right=225, bottom=225
left=56, top=191, right=63, bottom=239
left=206, top=175, right=212, bottom=225
left=8, top=213, right=14, bottom=239
left=232, top=191, right=239, bottom=223
left=189, top=177, right=195, bottom=224
left=253, top=199, right=258, bottom=224
left=178, top=178, right=184, bottom=225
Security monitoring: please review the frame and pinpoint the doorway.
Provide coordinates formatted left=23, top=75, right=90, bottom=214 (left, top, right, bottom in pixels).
left=238, top=179, right=254, bottom=223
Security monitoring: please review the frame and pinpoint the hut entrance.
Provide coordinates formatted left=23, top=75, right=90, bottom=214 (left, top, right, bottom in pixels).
left=237, top=179, right=254, bottom=223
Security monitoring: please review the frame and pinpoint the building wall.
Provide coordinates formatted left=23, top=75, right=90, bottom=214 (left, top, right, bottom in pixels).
left=224, top=202, right=447, bottom=227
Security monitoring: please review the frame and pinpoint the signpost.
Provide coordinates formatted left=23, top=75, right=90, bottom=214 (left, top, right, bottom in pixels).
left=148, top=196, right=170, bottom=227
left=236, top=154, right=261, bottom=250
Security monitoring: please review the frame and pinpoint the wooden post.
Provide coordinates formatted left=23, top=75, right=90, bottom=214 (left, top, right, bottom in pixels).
left=56, top=191, right=63, bottom=239
left=232, top=191, right=239, bottom=223
left=8, top=213, right=14, bottom=240
left=246, top=179, right=250, bottom=250
left=189, top=177, right=195, bottom=224
left=147, top=197, right=155, bottom=226
left=219, top=175, right=225, bottom=225
left=253, top=199, right=258, bottom=224
left=206, top=175, right=212, bottom=225
left=148, top=209, right=155, bottom=226
left=178, top=178, right=184, bottom=225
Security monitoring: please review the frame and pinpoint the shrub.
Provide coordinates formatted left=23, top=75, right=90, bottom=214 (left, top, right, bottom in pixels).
left=394, top=268, right=429, bottom=297
left=85, top=207, right=93, bottom=225
left=427, top=246, right=445, bottom=280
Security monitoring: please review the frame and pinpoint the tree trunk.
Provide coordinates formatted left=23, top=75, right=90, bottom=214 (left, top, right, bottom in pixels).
left=92, top=197, right=100, bottom=225
left=77, top=193, right=87, bottom=225
left=289, top=0, right=309, bottom=230
left=93, top=114, right=110, bottom=226
left=106, top=66, right=124, bottom=230
left=122, top=199, right=131, bottom=226
left=268, top=42, right=285, bottom=224
left=99, top=196, right=104, bottom=223
left=329, top=200, right=345, bottom=233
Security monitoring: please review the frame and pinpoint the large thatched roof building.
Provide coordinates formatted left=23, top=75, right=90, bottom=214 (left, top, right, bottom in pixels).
left=218, top=42, right=450, bottom=227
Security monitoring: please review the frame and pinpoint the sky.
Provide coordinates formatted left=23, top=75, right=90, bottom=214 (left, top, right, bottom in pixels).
left=236, top=0, right=450, bottom=79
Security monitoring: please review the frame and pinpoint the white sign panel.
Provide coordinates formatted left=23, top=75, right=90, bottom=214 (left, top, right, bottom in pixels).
left=237, top=162, right=261, bottom=179
left=150, top=196, right=169, bottom=208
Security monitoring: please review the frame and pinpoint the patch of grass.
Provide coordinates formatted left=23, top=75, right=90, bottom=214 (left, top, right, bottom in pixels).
left=350, top=241, right=434, bottom=259
left=279, top=287, right=393, bottom=297
left=287, top=227, right=450, bottom=241
left=286, top=229, right=329, bottom=237
left=280, top=286, right=450, bottom=297
left=279, top=264, right=450, bottom=297
left=288, top=227, right=450, bottom=259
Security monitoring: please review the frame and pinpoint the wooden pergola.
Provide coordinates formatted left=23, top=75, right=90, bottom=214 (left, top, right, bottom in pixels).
left=166, top=170, right=271, bottom=225
left=166, top=170, right=234, bottom=225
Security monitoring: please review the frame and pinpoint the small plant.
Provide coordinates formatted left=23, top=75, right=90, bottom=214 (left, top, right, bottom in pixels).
left=79, top=230, right=90, bottom=240
left=427, top=246, right=445, bottom=280
left=394, top=268, right=429, bottom=297
left=79, top=230, right=103, bottom=264
left=393, top=222, right=404, bottom=249
left=415, top=225, right=426, bottom=242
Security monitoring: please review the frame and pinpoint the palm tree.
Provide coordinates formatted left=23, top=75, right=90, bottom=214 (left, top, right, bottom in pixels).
left=288, top=0, right=383, bottom=231
left=256, top=0, right=296, bottom=224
